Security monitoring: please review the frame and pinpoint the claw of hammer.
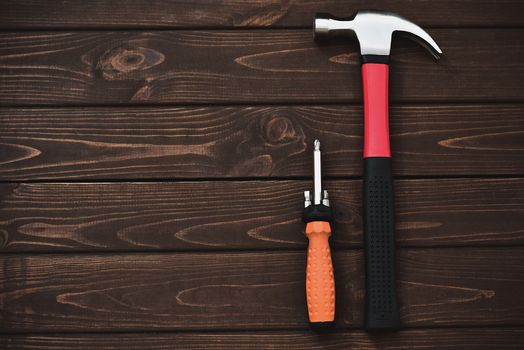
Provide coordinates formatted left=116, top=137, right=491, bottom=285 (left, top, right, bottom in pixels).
left=314, top=11, right=442, bottom=60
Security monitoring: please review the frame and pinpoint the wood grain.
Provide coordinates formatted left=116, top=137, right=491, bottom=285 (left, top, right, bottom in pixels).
left=3, top=328, right=524, bottom=349
left=1, top=248, right=523, bottom=331
left=1, top=105, right=523, bottom=180
left=2, top=0, right=523, bottom=343
left=1, top=1, right=523, bottom=28
left=1, top=179, right=522, bottom=252
left=0, top=30, right=523, bottom=105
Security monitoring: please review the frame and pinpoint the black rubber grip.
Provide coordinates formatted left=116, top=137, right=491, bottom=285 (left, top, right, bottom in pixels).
left=363, top=157, right=400, bottom=330
left=309, top=321, right=335, bottom=332
left=361, top=54, right=390, bottom=64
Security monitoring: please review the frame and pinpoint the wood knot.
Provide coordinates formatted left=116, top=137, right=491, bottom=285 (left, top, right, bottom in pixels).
left=98, top=46, right=165, bottom=80
left=226, top=113, right=306, bottom=176
left=265, top=116, right=300, bottom=144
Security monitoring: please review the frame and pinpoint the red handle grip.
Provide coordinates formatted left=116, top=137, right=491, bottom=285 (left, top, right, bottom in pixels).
left=362, top=63, right=390, bottom=158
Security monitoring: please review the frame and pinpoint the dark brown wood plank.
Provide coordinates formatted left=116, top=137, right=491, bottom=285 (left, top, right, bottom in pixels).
left=1, top=179, right=522, bottom=252
left=0, top=29, right=523, bottom=105
left=1, top=248, right=523, bottom=331
left=1, top=105, right=522, bottom=180
left=3, top=328, right=524, bottom=349
left=1, top=1, right=523, bottom=28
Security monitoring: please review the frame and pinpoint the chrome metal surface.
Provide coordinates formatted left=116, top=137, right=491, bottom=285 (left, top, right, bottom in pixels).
left=313, top=139, right=322, bottom=205
left=322, top=190, right=330, bottom=207
left=314, top=10, right=442, bottom=58
left=304, top=190, right=312, bottom=208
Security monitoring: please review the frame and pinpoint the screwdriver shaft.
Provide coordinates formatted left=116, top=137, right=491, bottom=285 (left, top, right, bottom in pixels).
left=314, top=139, right=322, bottom=205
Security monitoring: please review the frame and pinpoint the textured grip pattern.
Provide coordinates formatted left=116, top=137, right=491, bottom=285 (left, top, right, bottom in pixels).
left=305, top=221, right=335, bottom=324
left=364, top=157, right=400, bottom=330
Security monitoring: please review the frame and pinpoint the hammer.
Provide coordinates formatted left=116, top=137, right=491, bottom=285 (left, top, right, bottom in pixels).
left=314, top=11, right=442, bottom=330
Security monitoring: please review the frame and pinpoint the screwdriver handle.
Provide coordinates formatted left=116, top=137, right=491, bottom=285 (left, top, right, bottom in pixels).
left=305, top=221, right=335, bottom=326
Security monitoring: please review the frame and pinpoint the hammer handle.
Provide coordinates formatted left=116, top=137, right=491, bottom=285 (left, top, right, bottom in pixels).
left=362, top=63, right=400, bottom=330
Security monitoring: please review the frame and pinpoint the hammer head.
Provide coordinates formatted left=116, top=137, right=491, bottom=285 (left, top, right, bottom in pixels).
left=314, top=11, right=442, bottom=59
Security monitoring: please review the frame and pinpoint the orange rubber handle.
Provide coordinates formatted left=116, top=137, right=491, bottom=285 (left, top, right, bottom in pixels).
left=305, top=221, right=335, bottom=323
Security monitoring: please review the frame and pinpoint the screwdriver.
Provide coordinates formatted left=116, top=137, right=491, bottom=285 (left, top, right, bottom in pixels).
left=303, top=139, right=335, bottom=329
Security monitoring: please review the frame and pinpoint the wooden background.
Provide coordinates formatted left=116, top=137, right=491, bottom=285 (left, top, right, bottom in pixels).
left=1, top=1, right=524, bottom=349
